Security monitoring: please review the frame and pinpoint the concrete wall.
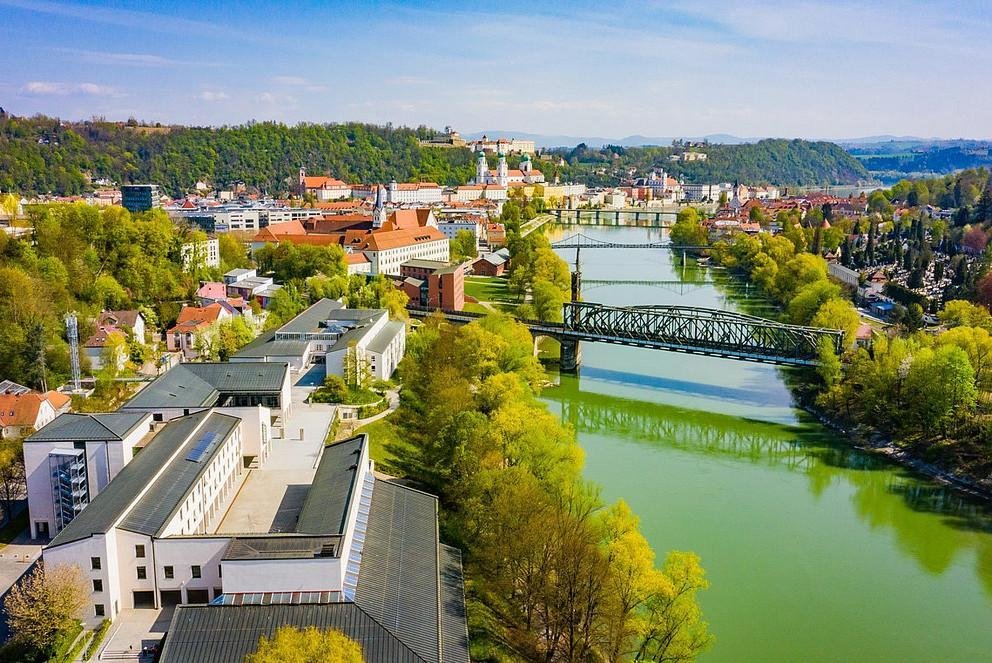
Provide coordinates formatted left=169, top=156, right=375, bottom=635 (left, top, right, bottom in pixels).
left=216, top=406, right=271, bottom=464
left=220, top=557, right=342, bottom=593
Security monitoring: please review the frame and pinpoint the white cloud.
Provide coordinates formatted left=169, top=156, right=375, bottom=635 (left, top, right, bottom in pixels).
left=198, top=90, right=229, bottom=102
left=22, top=81, right=120, bottom=96
left=56, top=48, right=225, bottom=68
left=257, top=92, right=275, bottom=103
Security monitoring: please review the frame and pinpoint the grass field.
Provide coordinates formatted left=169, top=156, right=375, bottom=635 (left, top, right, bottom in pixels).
left=464, top=276, right=516, bottom=304
left=353, top=413, right=414, bottom=476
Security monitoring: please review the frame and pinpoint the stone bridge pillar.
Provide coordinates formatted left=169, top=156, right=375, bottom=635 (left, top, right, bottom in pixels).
left=559, top=337, right=581, bottom=373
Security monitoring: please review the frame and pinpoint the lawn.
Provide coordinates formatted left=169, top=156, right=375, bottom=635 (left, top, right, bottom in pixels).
left=464, top=276, right=517, bottom=304
left=353, top=413, right=414, bottom=476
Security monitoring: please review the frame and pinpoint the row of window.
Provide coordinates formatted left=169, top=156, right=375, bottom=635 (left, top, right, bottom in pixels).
left=91, top=554, right=205, bottom=580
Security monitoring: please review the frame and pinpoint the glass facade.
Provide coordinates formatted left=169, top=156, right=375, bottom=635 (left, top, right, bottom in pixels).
left=49, top=449, right=88, bottom=532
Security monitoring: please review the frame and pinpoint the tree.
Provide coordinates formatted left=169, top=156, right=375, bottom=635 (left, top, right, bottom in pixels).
left=636, top=552, right=714, bottom=662
left=0, top=438, right=25, bottom=525
left=531, top=278, right=565, bottom=322
left=904, top=345, right=976, bottom=436
left=811, top=298, right=861, bottom=348
left=218, top=233, right=250, bottom=271
left=343, top=343, right=372, bottom=389
left=216, top=316, right=257, bottom=361
left=5, top=563, right=87, bottom=651
left=450, top=229, right=478, bottom=263
left=817, top=338, right=843, bottom=388
left=247, top=626, right=363, bottom=663
left=669, top=208, right=708, bottom=248
left=318, top=375, right=349, bottom=403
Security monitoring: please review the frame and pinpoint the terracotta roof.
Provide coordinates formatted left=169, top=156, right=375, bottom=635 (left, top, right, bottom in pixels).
left=168, top=303, right=225, bottom=333
left=303, top=176, right=349, bottom=189
left=346, top=253, right=370, bottom=264
left=360, top=226, right=447, bottom=252
left=0, top=391, right=66, bottom=428
left=384, top=209, right=433, bottom=231
left=392, top=182, right=439, bottom=191
left=251, top=220, right=307, bottom=242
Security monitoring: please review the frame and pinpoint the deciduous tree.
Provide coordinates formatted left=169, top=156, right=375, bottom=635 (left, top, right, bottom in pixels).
left=5, top=563, right=87, bottom=651
left=247, top=626, right=362, bottom=663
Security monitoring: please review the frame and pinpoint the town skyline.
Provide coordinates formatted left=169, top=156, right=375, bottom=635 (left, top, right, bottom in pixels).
left=2, top=0, right=991, bottom=140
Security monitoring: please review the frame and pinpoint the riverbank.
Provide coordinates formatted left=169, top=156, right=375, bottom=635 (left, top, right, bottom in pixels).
left=801, top=402, right=992, bottom=502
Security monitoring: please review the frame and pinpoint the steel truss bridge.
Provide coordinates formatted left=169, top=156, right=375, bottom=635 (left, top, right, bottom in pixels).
left=408, top=301, right=843, bottom=370
left=552, top=208, right=673, bottom=227
left=550, top=232, right=707, bottom=251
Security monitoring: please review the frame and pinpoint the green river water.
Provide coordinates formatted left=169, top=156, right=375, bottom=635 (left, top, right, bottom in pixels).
left=543, top=224, right=992, bottom=662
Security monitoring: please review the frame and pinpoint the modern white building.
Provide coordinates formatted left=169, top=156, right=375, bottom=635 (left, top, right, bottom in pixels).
left=385, top=180, right=443, bottom=205
left=180, top=238, right=220, bottom=271
left=233, top=299, right=406, bottom=382
left=38, top=429, right=469, bottom=663
left=24, top=412, right=154, bottom=540
left=451, top=184, right=508, bottom=202
left=437, top=218, right=482, bottom=248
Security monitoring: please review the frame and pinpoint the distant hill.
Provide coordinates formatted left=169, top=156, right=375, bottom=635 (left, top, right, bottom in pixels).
left=463, top=131, right=758, bottom=148
left=0, top=114, right=477, bottom=197
left=541, top=139, right=871, bottom=187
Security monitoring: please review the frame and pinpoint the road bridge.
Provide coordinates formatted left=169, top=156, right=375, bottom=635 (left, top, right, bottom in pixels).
left=550, top=232, right=707, bottom=251
left=408, top=301, right=843, bottom=371
left=553, top=208, right=674, bottom=227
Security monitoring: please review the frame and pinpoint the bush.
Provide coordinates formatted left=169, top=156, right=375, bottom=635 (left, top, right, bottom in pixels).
left=62, top=629, right=92, bottom=663
left=49, top=622, right=83, bottom=662
left=84, top=619, right=111, bottom=661
left=357, top=398, right=389, bottom=419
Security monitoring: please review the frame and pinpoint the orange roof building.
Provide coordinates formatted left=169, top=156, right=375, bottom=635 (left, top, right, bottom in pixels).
left=0, top=390, right=71, bottom=438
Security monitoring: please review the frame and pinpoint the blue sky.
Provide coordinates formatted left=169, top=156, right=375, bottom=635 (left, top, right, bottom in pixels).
left=2, top=0, right=990, bottom=139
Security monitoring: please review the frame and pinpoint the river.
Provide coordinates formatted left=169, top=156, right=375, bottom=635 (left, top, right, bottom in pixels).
left=544, top=224, right=992, bottom=662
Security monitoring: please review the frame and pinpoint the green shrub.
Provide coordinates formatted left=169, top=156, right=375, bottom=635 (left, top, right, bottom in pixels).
left=83, top=620, right=111, bottom=661
left=49, top=622, right=83, bottom=662
left=61, top=630, right=92, bottom=663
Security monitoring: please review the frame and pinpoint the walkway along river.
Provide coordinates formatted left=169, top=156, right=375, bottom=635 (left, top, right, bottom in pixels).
left=543, top=224, right=992, bottom=662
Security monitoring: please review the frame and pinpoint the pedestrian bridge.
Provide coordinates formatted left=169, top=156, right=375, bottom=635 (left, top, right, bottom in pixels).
left=408, top=301, right=844, bottom=370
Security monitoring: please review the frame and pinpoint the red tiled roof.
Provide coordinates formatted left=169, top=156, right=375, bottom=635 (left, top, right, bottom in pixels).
left=303, top=176, right=349, bottom=189
left=0, top=391, right=66, bottom=428
left=168, top=303, right=225, bottom=333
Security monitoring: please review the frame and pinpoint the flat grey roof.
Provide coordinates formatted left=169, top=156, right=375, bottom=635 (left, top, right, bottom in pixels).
left=402, top=259, right=449, bottom=270
left=355, top=481, right=441, bottom=663
left=366, top=320, right=405, bottom=355
left=232, top=329, right=309, bottom=359
left=276, top=298, right=344, bottom=334
left=123, top=362, right=288, bottom=410
left=119, top=412, right=240, bottom=537
left=159, top=603, right=425, bottom=663
left=48, top=412, right=214, bottom=548
left=223, top=535, right=341, bottom=560
left=296, top=436, right=365, bottom=536
left=26, top=412, right=149, bottom=443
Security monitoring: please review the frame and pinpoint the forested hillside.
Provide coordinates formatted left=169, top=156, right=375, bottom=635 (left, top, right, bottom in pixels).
left=0, top=114, right=476, bottom=196
left=537, top=139, right=870, bottom=186
left=0, top=113, right=873, bottom=195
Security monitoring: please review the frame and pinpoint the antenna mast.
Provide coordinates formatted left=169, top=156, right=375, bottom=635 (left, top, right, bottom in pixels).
left=65, top=313, right=81, bottom=391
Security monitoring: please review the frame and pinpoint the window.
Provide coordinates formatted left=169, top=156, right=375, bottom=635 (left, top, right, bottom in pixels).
left=135, top=544, right=145, bottom=558
left=136, top=566, right=147, bottom=580
left=94, top=604, right=105, bottom=617
left=93, top=579, right=103, bottom=592
left=164, top=566, right=174, bottom=579
left=191, top=565, right=201, bottom=579
left=218, top=565, right=222, bottom=578
left=91, top=557, right=101, bottom=570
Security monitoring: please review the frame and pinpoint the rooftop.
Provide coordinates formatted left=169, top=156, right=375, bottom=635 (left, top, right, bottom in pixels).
left=222, top=535, right=341, bottom=560
left=159, top=603, right=424, bottom=663
left=48, top=411, right=229, bottom=547
left=119, top=412, right=240, bottom=537
left=122, top=362, right=289, bottom=410
left=296, top=436, right=365, bottom=536
left=26, top=412, right=149, bottom=443
left=366, top=320, right=405, bottom=355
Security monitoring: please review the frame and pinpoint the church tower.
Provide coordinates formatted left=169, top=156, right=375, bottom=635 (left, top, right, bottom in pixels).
left=298, top=166, right=307, bottom=193
left=496, top=151, right=509, bottom=187
left=373, top=185, right=386, bottom=228
left=476, top=151, right=488, bottom=184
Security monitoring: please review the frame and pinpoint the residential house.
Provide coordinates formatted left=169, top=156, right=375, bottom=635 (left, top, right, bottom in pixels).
left=167, top=304, right=231, bottom=358
left=0, top=385, right=72, bottom=441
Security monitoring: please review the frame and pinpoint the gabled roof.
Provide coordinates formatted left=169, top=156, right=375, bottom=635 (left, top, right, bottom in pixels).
left=26, top=412, right=148, bottom=442
left=355, top=481, right=441, bottom=663
left=303, top=176, right=349, bottom=190
left=159, top=603, right=424, bottom=663
left=119, top=412, right=240, bottom=537
left=195, top=282, right=227, bottom=300
left=168, top=303, right=226, bottom=333
left=47, top=411, right=219, bottom=547
left=98, top=310, right=142, bottom=329
left=360, top=226, right=447, bottom=252
left=122, top=362, right=289, bottom=410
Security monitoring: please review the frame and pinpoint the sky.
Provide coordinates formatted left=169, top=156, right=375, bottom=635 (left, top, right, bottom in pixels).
left=1, top=0, right=991, bottom=140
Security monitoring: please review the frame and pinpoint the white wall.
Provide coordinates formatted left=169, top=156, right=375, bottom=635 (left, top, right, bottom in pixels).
left=220, top=557, right=342, bottom=593
left=153, top=536, right=230, bottom=603
left=44, top=531, right=120, bottom=628
left=216, top=406, right=271, bottom=463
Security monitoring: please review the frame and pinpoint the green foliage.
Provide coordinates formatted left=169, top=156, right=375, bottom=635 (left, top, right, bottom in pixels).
left=0, top=114, right=476, bottom=196
left=450, top=229, right=478, bottom=263
left=246, top=626, right=363, bottom=663
left=393, top=313, right=711, bottom=660
left=669, top=208, right=709, bottom=248
left=255, top=242, right=347, bottom=283
left=83, top=620, right=111, bottom=661
left=0, top=203, right=193, bottom=386
left=546, top=138, right=868, bottom=187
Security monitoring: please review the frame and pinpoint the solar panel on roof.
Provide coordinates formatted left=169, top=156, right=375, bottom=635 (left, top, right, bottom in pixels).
left=186, top=430, right=218, bottom=462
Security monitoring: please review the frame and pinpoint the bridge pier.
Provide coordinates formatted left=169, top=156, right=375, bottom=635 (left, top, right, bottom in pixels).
left=559, top=338, right=581, bottom=373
